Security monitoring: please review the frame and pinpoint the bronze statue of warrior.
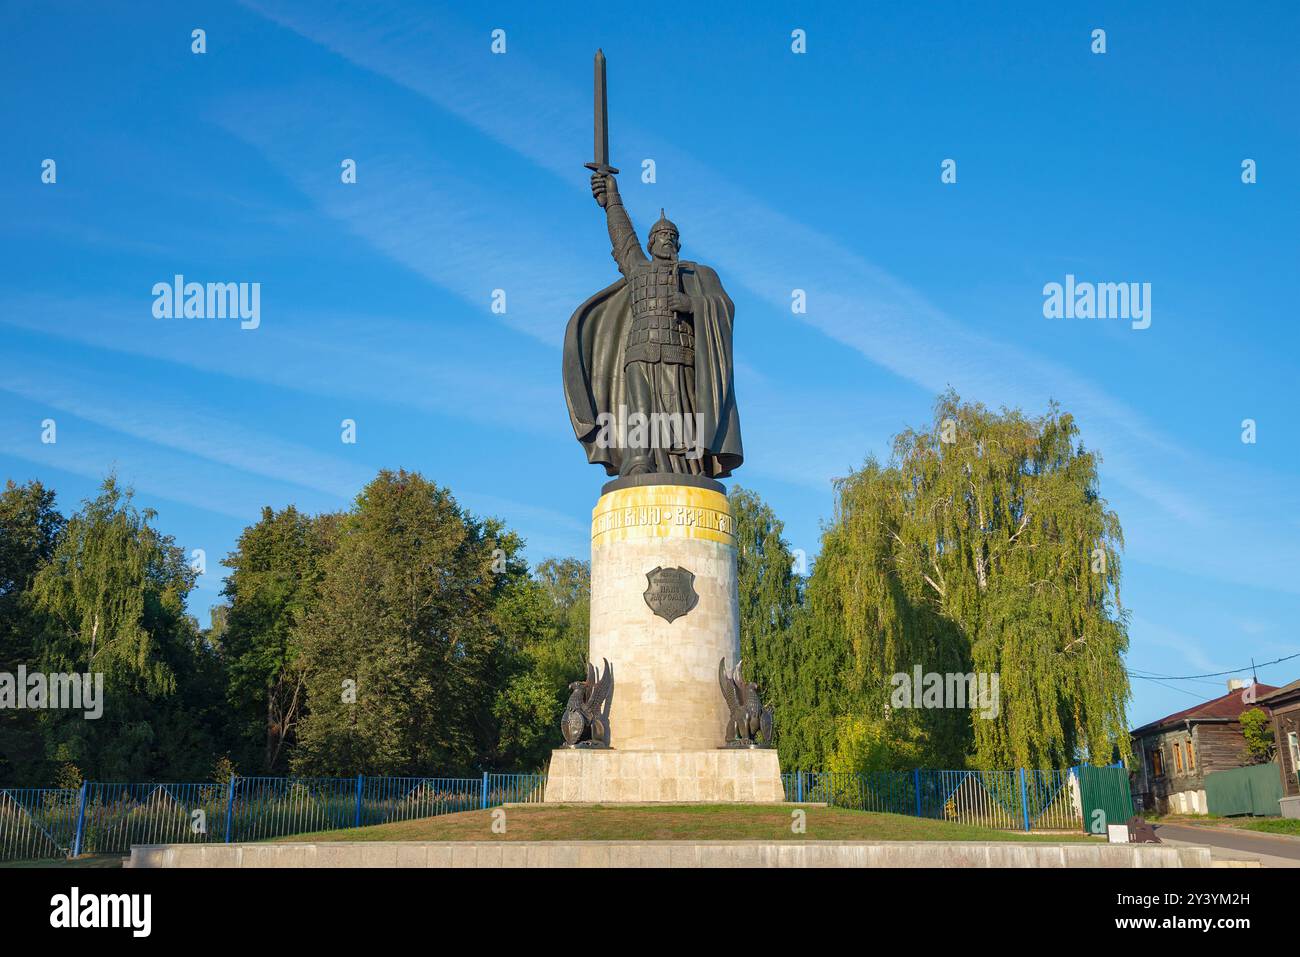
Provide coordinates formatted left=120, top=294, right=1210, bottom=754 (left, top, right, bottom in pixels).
left=562, top=52, right=743, bottom=479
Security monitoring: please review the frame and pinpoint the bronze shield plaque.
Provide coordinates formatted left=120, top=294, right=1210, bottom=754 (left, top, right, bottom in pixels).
left=643, top=566, right=699, bottom=623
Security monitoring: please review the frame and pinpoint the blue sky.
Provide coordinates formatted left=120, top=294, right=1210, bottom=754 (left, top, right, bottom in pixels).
left=2, top=1, right=1297, bottom=729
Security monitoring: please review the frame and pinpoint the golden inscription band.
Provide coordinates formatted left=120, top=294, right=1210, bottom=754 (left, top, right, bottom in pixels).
left=590, top=485, right=735, bottom=547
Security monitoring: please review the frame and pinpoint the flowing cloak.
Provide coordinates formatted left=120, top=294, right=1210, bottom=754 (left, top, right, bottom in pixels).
left=563, top=260, right=743, bottom=478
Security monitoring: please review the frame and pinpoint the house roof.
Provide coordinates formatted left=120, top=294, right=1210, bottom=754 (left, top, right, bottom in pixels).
left=1256, top=679, right=1300, bottom=705
left=1130, top=684, right=1279, bottom=738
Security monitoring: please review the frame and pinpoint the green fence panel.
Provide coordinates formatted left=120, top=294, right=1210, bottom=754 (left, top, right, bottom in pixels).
left=1077, top=765, right=1134, bottom=833
left=1204, top=764, right=1283, bottom=817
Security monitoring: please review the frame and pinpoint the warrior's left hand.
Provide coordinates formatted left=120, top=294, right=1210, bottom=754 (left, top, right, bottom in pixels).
left=669, top=291, right=694, bottom=314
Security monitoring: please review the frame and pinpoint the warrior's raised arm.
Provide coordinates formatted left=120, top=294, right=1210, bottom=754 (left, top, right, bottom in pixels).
left=591, top=172, right=646, bottom=275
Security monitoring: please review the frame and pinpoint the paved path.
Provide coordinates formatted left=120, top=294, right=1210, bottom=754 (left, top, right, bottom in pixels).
left=1154, top=822, right=1300, bottom=868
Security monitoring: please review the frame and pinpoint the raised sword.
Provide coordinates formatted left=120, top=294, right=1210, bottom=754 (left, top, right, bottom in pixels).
left=583, top=49, right=620, bottom=176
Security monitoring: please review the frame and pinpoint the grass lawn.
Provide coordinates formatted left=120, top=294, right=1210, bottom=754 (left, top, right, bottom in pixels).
left=1, top=854, right=126, bottom=869
left=1144, top=812, right=1300, bottom=838
left=1237, top=818, right=1300, bottom=837
left=272, top=804, right=1094, bottom=844
left=1142, top=812, right=1230, bottom=824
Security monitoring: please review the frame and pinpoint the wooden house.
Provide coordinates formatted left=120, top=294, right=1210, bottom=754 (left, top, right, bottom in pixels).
left=1129, top=681, right=1277, bottom=814
left=1256, top=680, right=1300, bottom=798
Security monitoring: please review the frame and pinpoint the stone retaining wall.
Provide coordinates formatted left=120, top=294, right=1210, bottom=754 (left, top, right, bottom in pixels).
left=127, top=840, right=1211, bottom=868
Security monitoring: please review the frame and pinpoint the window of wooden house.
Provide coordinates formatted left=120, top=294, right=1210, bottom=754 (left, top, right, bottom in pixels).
left=1186, top=737, right=1196, bottom=771
left=1289, top=732, right=1299, bottom=773
left=1173, top=742, right=1183, bottom=773
left=1150, top=748, right=1163, bottom=777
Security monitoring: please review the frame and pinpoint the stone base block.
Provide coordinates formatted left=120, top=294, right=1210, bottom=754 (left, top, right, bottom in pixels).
left=544, top=748, right=783, bottom=803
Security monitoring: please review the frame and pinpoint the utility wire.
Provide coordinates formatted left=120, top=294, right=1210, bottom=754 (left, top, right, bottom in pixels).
left=1127, top=674, right=1215, bottom=700
left=1127, top=671, right=1226, bottom=690
left=1123, top=650, right=1300, bottom=682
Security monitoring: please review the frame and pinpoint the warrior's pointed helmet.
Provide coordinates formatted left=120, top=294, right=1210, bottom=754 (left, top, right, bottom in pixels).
left=647, top=208, right=680, bottom=252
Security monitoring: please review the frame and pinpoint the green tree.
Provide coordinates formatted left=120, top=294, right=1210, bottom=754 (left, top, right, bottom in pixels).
left=1240, top=707, right=1274, bottom=764
left=219, top=506, right=340, bottom=773
left=729, top=483, right=936, bottom=772
left=30, top=477, right=182, bottom=695
left=0, top=480, right=64, bottom=783
left=533, top=557, right=591, bottom=662
left=728, top=486, right=808, bottom=765
left=489, top=558, right=590, bottom=771
left=808, top=391, right=1130, bottom=770
left=290, top=470, right=524, bottom=776
left=26, top=476, right=224, bottom=780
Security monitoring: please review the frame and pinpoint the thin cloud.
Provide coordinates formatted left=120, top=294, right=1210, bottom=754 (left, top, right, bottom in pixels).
left=238, top=0, right=1203, bottom=524
left=234, top=1, right=1297, bottom=600
left=0, top=295, right=556, bottom=436
left=0, top=352, right=375, bottom=500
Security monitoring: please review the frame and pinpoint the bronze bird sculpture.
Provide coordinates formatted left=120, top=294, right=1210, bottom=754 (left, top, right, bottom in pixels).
left=718, top=657, right=773, bottom=747
left=561, top=658, right=614, bottom=748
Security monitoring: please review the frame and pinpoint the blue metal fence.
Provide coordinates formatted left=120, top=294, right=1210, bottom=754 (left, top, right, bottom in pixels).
left=0, top=773, right=546, bottom=863
left=782, top=768, right=1088, bottom=831
left=80, top=782, right=229, bottom=852
left=3, top=766, right=1106, bottom=862
left=0, top=787, right=81, bottom=861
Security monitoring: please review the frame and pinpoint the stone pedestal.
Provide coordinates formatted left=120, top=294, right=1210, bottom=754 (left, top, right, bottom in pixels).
left=589, top=477, right=738, bottom=751
left=545, top=748, right=784, bottom=803
left=545, top=475, right=783, bottom=803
